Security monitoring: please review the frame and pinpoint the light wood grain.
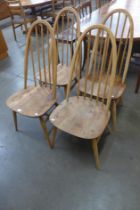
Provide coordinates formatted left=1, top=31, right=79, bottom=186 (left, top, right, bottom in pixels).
left=39, top=7, right=80, bottom=96
left=50, top=96, right=110, bottom=139
left=6, top=20, right=57, bottom=147
left=50, top=24, right=117, bottom=168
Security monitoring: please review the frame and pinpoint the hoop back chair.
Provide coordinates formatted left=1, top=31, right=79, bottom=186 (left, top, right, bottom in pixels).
left=79, top=9, right=134, bottom=129
left=101, top=9, right=134, bottom=128
left=6, top=20, right=57, bottom=148
left=39, top=7, right=80, bottom=96
left=6, top=0, right=36, bottom=41
left=50, top=24, right=117, bottom=169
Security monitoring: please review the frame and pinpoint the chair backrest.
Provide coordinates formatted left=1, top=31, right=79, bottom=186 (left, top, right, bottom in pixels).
left=24, top=20, right=57, bottom=98
left=6, top=0, right=25, bottom=18
left=76, top=1, right=92, bottom=18
left=102, top=8, right=134, bottom=84
left=67, top=24, right=117, bottom=110
left=53, top=7, right=80, bottom=66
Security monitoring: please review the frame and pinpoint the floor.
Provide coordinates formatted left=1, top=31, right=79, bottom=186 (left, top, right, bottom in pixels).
left=0, top=13, right=140, bottom=210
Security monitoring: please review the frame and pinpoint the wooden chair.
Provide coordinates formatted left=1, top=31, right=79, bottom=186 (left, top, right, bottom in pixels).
left=6, top=0, right=36, bottom=41
left=41, top=0, right=75, bottom=20
left=79, top=9, right=134, bottom=129
left=49, top=24, right=117, bottom=169
left=76, top=1, right=92, bottom=18
left=6, top=20, right=58, bottom=148
left=101, top=9, right=134, bottom=129
left=39, top=7, right=80, bottom=97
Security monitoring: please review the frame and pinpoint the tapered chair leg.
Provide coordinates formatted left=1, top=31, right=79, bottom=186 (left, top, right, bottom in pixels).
left=39, top=116, right=52, bottom=148
left=51, top=126, right=57, bottom=148
left=39, top=116, right=57, bottom=148
left=112, top=100, right=117, bottom=130
left=64, top=86, right=67, bottom=98
left=135, top=72, right=140, bottom=93
left=12, top=111, right=18, bottom=131
left=92, top=139, right=100, bottom=169
left=12, top=24, right=17, bottom=41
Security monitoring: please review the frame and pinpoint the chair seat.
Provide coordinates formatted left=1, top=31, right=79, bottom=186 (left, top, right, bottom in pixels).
left=39, top=64, right=76, bottom=86
left=50, top=96, right=110, bottom=139
left=6, top=86, right=56, bottom=117
left=12, top=14, right=36, bottom=24
left=79, top=76, right=126, bottom=99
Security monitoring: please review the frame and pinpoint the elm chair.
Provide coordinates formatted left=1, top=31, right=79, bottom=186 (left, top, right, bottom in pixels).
left=39, top=7, right=80, bottom=97
left=6, top=20, right=57, bottom=148
left=79, top=9, right=134, bottom=129
left=49, top=24, right=117, bottom=169
left=6, top=0, right=36, bottom=41
left=102, top=9, right=134, bottom=129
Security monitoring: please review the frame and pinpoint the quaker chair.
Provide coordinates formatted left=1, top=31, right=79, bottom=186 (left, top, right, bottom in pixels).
left=41, top=0, right=75, bottom=20
left=79, top=9, right=134, bottom=129
left=101, top=9, right=134, bottom=129
left=49, top=24, right=117, bottom=169
left=6, top=0, right=36, bottom=41
left=76, top=0, right=92, bottom=18
left=39, top=7, right=80, bottom=97
left=6, top=20, right=57, bottom=148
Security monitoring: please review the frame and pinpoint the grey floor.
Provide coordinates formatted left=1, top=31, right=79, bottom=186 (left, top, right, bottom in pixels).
left=0, top=18, right=140, bottom=210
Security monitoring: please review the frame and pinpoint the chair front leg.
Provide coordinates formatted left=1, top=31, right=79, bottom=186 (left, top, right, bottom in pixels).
left=39, top=116, right=57, bottom=148
left=12, top=111, right=18, bottom=131
left=112, top=100, right=117, bottom=130
left=92, top=138, right=100, bottom=169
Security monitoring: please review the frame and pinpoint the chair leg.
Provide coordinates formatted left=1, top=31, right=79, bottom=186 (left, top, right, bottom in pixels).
left=64, top=86, right=67, bottom=98
left=39, top=116, right=57, bottom=148
left=112, top=100, right=117, bottom=130
left=82, top=38, right=87, bottom=70
left=12, top=111, right=18, bottom=131
left=12, top=24, right=17, bottom=41
left=135, top=72, right=140, bottom=93
left=92, top=139, right=100, bottom=169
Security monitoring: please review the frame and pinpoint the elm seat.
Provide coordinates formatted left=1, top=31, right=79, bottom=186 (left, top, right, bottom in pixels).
left=50, top=96, right=110, bottom=139
left=6, top=86, right=56, bottom=117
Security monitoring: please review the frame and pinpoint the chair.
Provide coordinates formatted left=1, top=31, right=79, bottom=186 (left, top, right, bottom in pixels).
left=101, top=9, right=134, bottom=129
left=39, top=7, right=80, bottom=97
left=6, top=20, right=57, bottom=148
left=49, top=24, right=117, bottom=169
left=79, top=9, right=134, bottom=129
left=41, top=0, right=75, bottom=20
left=76, top=1, right=92, bottom=18
left=6, top=0, right=36, bottom=41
